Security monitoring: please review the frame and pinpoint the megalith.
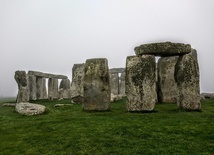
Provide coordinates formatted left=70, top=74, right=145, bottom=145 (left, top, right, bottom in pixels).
left=48, top=78, right=59, bottom=100
left=126, top=55, right=156, bottom=111
left=28, top=74, right=37, bottom=100
left=110, top=73, right=119, bottom=95
left=70, top=63, right=85, bottom=99
left=59, top=79, right=71, bottom=99
left=14, top=70, right=29, bottom=103
left=36, top=77, right=47, bottom=100
left=83, top=58, right=110, bottom=111
left=157, top=56, right=178, bottom=103
left=175, top=54, right=201, bottom=110
left=119, top=72, right=126, bottom=96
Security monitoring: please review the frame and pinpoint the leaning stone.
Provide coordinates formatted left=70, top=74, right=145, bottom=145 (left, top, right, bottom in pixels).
left=175, top=54, right=201, bottom=110
left=83, top=58, right=111, bottom=111
left=15, top=102, right=45, bottom=116
left=135, top=42, right=191, bottom=57
left=157, top=56, right=178, bottom=103
left=14, top=70, right=29, bottom=103
left=126, top=55, right=156, bottom=111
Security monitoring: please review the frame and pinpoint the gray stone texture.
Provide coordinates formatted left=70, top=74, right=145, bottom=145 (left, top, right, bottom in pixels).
left=48, top=78, right=59, bottom=100
left=109, top=68, right=125, bottom=73
left=36, top=77, right=47, bottom=100
left=28, top=71, right=67, bottom=79
left=15, top=102, right=46, bottom=116
left=83, top=58, right=111, bottom=111
left=175, top=54, right=201, bottom=110
left=14, top=70, right=29, bottom=103
left=157, top=56, right=178, bottom=103
left=135, top=42, right=191, bottom=57
left=28, top=75, right=37, bottom=100
left=59, top=79, right=71, bottom=99
left=110, top=73, right=119, bottom=95
left=70, top=63, right=85, bottom=99
left=125, top=55, right=156, bottom=111
left=119, top=72, right=126, bottom=96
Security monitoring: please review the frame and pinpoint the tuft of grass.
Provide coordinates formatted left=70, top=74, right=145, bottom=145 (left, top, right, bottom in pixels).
left=0, top=98, right=213, bottom=154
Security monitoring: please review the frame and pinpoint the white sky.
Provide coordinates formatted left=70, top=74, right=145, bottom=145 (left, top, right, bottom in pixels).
left=0, top=0, right=214, bottom=97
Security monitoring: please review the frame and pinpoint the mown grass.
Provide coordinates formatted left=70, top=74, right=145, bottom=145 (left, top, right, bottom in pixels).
left=0, top=98, right=213, bottom=155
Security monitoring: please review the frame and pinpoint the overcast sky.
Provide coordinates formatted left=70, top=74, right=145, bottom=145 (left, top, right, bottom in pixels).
left=0, top=0, right=214, bottom=97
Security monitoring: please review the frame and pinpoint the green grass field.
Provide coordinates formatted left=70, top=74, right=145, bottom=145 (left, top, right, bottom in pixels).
left=0, top=98, right=213, bottom=155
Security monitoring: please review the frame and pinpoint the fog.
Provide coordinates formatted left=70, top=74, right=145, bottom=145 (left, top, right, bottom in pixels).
left=0, top=0, right=214, bottom=97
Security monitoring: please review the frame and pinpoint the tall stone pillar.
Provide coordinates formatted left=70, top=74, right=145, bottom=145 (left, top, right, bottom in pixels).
left=119, top=72, right=126, bottom=96
left=175, top=54, right=201, bottom=110
left=126, top=55, right=156, bottom=111
left=48, top=78, right=59, bottom=100
left=28, top=74, right=37, bottom=100
left=83, top=58, right=110, bottom=111
left=36, top=77, right=47, bottom=99
left=110, top=73, right=119, bottom=95
left=14, top=71, right=29, bottom=103
left=70, top=63, right=85, bottom=98
left=157, top=56, right=178, bottom=103
left=59, top=79, right=71, bottom=99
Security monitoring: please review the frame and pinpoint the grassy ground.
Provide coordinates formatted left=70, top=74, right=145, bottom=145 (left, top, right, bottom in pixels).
left=0, top=98, right=213, bottom=155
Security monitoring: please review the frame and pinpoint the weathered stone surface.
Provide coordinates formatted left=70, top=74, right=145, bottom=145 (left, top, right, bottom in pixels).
left=157, top=56, right=178, bottom=103
left=109, top=68, right=125, bottom=73
left=28, top=75, right=37, bottom=100
left=110, top=73, right=119, bottom=95
left=36, top=77, right=47, bottom=100
left=175, top=54, right=201, bottom=110
left=28, top=71, right=67, bottom=79
left=83, top=58, right=110, bottom=111
left=200, top=93, right=214, bottom=99
left=189, top=48, right=198, bottom=61
left=119, top=72, right=126, bottom=96
left=2, top=103, right=16, bottom=107
left=135, top=42, right=191, bottom=57
left=48, top=78, right=59, bottom=100
left=59, top=79, right=71, bottom=99
left=71, top=95, right=84, bottom=104
left=126, top=55, right=156, bottom=111
left=70, top=63, right=85, bottom=99
left=15, top=102, right=45, bottom=116
left=14, top=71, right=29, bottom=103
left=54, top=104, right=73, bottom=107
left=111, top=93, right=123, bottom=102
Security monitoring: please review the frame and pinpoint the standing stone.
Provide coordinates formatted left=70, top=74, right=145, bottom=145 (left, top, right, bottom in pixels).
left=110, top=73, right=119, bottom=95
left=14, top=70, right=29, bottom=103
left=83, top=58, right=110, bottom=111
left=157, top=56, right=178, bottom=103
left=70, top=63, right=85, bottom=99
left=48, top=78, right=59, bottom=100
left=28, top=74, right=37, bottom=100
left=119, top=72, right=126, bottom=96
left=175, top=54, right=201, bottom=110
left=59, top=79, right=71, bottom=99
left=126, top=55, right=156, bottom=111
left=36, top=77, right=47, bottom=100
left=190, top=48, right=198, bottom=61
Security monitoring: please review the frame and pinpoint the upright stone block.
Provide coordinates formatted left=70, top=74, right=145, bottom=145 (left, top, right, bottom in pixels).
left=14, top=70, right=29, bottom=103
left=157, top=56, right=178, bottom=103
left=175, top=54, right=201, bottom=110
left=83, top=58, right=110, bottom=111
left=48, top=78, right=59, bottom=100
left=59, top=79, right=71, bottom=99
left=126, top=55, right=156, bottom=111
left=110, top=73, right=119, bottom=95
left=28, top=74, right=37, bottom=100
left=70, top=63, right=85, bottom=98
left=36, top=77, right=47, bottom=99
left=119, top=72, right=126, bottom=96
